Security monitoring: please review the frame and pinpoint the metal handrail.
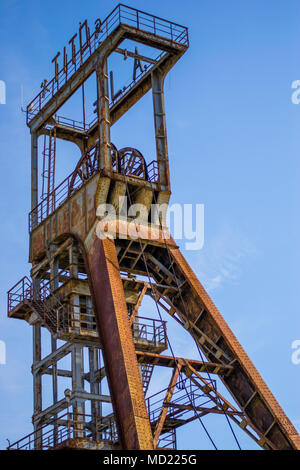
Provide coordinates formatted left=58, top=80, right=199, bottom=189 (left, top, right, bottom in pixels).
left=29, top=146, right=159, bottom=232
left=146, top=376, right=216, bottom=425
left=26, top=4, right=188, bottom=125
left=7, top=276, right=32, bottom=312
left=7, top=411, right=118, bottom=450
left=29, top=145, right=100, bottom=231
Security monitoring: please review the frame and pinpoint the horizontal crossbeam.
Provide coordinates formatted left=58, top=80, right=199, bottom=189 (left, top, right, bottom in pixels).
left=136, top=351, right=233, bottom=376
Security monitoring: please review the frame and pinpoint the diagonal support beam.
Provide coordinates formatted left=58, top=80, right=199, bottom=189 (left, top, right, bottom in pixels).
left=183, top=361, right=275, bottom=450
left=86, top=236, right=153, bottom=450
left=130, top=283, right=149, bottom=326
left=167, top=244, right=300, bottom=450
left=153, top=361, right=182, bottom=447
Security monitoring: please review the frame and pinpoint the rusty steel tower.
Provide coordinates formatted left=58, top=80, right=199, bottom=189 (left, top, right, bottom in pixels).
left=6, top=4, right=300, bottom=450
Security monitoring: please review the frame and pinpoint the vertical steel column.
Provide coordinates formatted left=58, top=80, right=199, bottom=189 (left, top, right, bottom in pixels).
left=50, top=253, right=59, bottom=444
left=70, top=242, right=83, bottom=430
left=71, top=345, right=85, bottom=437
left=88, top=347, right=100, bottom=433
left=32, top=322, right=42, bottom=449
left=51, top=336, right=58, bottom=445
left=96, top=59, right=111, bottom=171
left=151, top=69, right=170, bottom=189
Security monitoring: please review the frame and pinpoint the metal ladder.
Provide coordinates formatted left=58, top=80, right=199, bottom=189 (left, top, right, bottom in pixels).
left=41, top=128, right=56, bottom=215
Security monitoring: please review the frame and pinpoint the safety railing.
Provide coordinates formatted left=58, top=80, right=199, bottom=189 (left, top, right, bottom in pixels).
left=54, top=115, right=93, bottom=131
left=146, top=376, right=217, bottom=425
left=29, top=149, right=160, bottom=232
left=7, top=274, right=167, bottom=343
left=29, top=146, right=100, bottom=231
left=29, top=172, right=76, bottom=231
left=8, top=269, right=69, bottom=305
left=118, top=4, right=188, bottom=44
left=7, top=407, right=177, bottom=450
left=26, top=4, right=188, bottom=124
left=132, top=315, right=167, bottom=347
left=7, top=412, right=118, bottom=450
left=7, top=276, right=32, bottom=313
left=60, top=309, right=166, bottom=344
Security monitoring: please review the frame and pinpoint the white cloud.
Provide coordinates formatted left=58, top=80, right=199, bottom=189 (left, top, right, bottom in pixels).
left=194, top=224, right=257, bottom=293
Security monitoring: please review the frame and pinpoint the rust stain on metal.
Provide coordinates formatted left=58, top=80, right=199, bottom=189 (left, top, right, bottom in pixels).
left=7, top=3, right=299, bottom=453
left=86, top=236, right=154, bottom=450
left=169, top=244, right=300, bottom=450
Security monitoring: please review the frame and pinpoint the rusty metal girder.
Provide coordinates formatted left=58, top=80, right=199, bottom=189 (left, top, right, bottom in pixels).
left=153, top=363, right=182, bottom=447
left=135, top=351, right=233, bottom=376
left=11, top=1, right=299, bottom=452
left=86, top=235, right=153, bottom=450
left=166, top=244, right=300, bottom=450
left=115, top=233, right=300, bottom=449
left=28, top=21, right=187, bottom=134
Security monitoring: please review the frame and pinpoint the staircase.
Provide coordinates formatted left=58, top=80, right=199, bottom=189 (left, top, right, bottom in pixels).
left=140, top=363, right=154, bottom=395
left=7, top=276, right=65, bottom=336
left=31, top=298, right=64, bottom=335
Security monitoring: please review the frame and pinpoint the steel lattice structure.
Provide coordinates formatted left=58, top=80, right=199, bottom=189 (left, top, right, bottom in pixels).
left=6, top=4, right=300, bottom=451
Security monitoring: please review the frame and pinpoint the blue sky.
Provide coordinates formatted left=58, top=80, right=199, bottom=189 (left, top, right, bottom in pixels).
left=0, top=0, right=300, bottom=450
